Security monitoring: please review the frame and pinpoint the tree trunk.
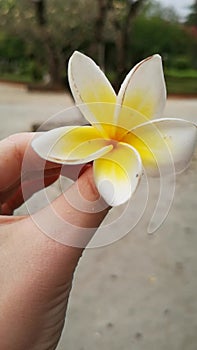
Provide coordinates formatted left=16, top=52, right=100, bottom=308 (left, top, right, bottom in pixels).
left=32, top=0, right=64, bottom=89
left=42, top=30, right=64, bottom=88
left=113, top=0, right=146, bottom=87
left=94, top=0, right=113, bottom=70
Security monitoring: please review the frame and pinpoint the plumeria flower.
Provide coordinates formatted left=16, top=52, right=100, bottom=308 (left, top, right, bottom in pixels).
left=32, top=52, right=196, bottom=206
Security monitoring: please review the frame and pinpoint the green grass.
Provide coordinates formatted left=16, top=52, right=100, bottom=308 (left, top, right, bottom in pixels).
left=165, top=69, right=197, bottom=79
left=166, top=76, right=197, bottom=95
left=0, top=72, right=34, bottom=84
left=164, top=68, right=197, bottom=95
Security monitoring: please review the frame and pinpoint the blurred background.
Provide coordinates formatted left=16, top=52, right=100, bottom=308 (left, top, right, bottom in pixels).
left=0, top=0, right=197, bottom=94
left=0, top=1, right=197, bottom=350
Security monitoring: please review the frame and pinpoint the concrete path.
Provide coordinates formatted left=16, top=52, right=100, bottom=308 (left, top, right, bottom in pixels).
left=0, top=83, right=84, bottom=140
left=0, top=83, right=196, bottom=140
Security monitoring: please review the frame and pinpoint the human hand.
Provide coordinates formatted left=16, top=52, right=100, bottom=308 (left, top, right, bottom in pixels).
left=0, top=133, right=109, bottom=350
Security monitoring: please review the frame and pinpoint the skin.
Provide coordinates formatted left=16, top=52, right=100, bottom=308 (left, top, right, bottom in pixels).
left=0, top=133, right=109, bottom=350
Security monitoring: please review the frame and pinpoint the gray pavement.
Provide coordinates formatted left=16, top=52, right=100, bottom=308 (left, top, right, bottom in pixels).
left=0, top=82, right=197, bottom=350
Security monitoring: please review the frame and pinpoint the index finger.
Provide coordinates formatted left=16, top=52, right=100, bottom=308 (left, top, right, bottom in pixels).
left=0, top=132, right=84, bottom=195
left=0, top=133, right=60, bottom=193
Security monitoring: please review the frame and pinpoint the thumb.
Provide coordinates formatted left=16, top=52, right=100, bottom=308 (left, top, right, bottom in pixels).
left=19, top=165, right=109, bottom=283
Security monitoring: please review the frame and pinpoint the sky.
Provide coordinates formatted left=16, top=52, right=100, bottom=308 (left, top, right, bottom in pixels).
left=158, top=0, right=194, bottom=19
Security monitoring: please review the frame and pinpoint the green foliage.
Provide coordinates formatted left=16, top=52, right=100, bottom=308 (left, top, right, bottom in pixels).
left=0, top=30, right=46, bottom=82
left=131, top=16, right=195, bottom=66
left=0, top=32, right=25, bottom=60
left=142, top=0, right=179, bottom=22
left=186, top=0, right=197, bottom=26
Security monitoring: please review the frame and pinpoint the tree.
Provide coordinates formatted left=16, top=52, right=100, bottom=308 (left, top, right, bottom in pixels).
left=89, top=0, right=148, bottom=86
left=185, top=1, right=197, bottom=68
left=142, top=0, right=179, bottom=22
left=110, top=0, right=147, bottom=86
left=0, top=0, right=95, bottom=87
left=131, top=16, right=195, bottom=65
left=186, top=0, right=197, bottom=26
left=30, top=0, right=64, bottom=88
left=93, top=0, right=113, bottom=70
left=2, top=0, right=195, bottom=90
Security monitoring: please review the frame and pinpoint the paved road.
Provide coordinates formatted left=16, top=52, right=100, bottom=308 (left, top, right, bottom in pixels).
left=0, top=83, right=84, bottom=140
left=0, top=82, right=196, bottom=140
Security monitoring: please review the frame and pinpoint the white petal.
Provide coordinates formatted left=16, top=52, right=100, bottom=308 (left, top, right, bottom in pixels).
left=32, top=126, right=113, bottom=164
left=93, top=142, right=142, bottom=206
left=115, top=55, right=166, bottom=125
left=123, top=118, right=196, bottom=175
left=68, top=51, right=116, bottom=133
